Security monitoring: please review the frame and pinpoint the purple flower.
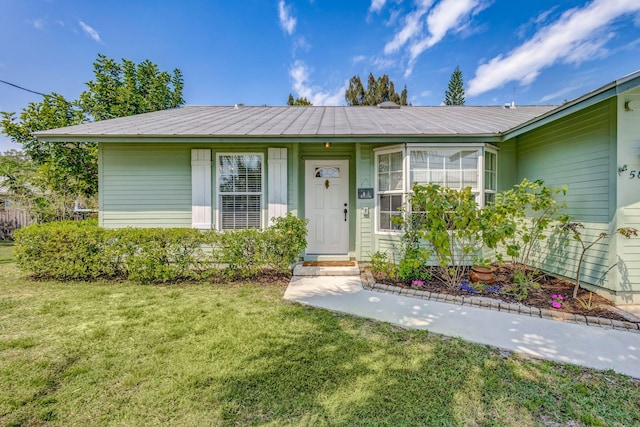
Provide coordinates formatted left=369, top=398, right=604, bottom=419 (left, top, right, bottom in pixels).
left=459, top=283, right=476, bottom=294
left=550, top=294, right=564, bottom=309
left=412, top=280, right=425, bottom=288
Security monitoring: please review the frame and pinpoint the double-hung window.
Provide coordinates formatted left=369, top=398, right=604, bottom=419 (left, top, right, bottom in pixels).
left=410, top=149, right=480, bottom=197
left=484, top=149, right=497, bottom=204
left=217, top=154, right=263, bottom=230
left=376, top=150, right=404, bottom=232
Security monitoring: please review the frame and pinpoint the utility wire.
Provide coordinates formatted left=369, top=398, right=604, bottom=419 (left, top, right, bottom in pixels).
left=0, top=79, right=47, bottom=97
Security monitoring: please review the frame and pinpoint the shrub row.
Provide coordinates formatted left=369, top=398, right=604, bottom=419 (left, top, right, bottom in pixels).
left=14, top=214, right=308, bottom=283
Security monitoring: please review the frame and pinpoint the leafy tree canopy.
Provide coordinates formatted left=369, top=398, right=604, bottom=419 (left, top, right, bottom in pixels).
left=0, top=54, right=184, bottom=219
left=79, top=54, right=184, bottom=121
left=345, top=73, right=408, bottom=106
left=444, top=66, right=465, bottom=106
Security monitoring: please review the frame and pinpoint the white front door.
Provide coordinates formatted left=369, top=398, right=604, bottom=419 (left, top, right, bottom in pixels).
left=305, top=159, right=349, bottom=255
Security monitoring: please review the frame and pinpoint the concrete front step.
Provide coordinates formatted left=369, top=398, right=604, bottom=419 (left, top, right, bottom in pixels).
left=293, top=263, right=360, bottom=276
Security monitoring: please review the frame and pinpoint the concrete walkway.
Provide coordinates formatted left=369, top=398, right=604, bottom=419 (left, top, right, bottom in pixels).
left=284, top=275, right=640, bottom=379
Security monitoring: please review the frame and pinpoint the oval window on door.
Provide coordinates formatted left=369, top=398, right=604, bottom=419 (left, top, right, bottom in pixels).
left=315, top=167, right=340, bottom=178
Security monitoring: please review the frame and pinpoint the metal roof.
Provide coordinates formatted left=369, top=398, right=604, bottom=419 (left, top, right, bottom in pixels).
left=34, top=105, right=557, bottom=140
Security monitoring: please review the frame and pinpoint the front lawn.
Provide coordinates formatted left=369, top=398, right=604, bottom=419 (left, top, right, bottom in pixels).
left=1, top=255, right=639, bottom=426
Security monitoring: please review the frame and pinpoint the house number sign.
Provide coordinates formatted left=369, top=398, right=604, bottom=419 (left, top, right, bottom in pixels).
left=628, top=170, right=640, bottom=179
left=357, top=188, right=374, bottom=199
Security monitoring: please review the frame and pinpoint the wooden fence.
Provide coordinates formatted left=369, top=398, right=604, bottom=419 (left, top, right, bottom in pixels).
left=0, top=210, right=31, bottom=240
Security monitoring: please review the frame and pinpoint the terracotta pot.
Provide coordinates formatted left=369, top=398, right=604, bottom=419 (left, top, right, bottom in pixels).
left=469, top=265, right=497, bottom=284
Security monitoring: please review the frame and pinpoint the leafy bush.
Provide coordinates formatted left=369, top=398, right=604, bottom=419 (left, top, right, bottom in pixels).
left=369, top=251, right=399, bottom=281
left=14, top=214, right=308, bottom=283
left=14, top=220, right=114, bottom=280
left=395, top=184, right=489, bottom=288
left=491, top=178, right=568, bottom=267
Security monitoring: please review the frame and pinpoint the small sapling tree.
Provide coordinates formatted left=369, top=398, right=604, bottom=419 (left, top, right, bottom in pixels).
left=562, top=222, right=638, bottom=298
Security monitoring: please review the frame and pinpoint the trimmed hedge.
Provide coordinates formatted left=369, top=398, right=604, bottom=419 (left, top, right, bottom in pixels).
left=14, top=214, right=308, bottom=283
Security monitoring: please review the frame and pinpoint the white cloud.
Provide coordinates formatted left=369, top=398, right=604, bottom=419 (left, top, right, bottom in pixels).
left=352, top=55, right=367, bottom=64
left=32, top=19, right=45, bottom=30
left=467, top=0, right=640, bottom=97
left=369, top=0, right=388, bottom=13
left=289, top=60, right=347, bottom=106
left=79, top=20, right=101, bottom=42
left=293, top=36, right=312, bottom=54
left=278, top=0, right=296, bottom=35
left=537, top=84, right=582, bottom=103
left=372, top=56, right=396, bottom=70
left=420, top=90, right=432, bottom=97
left=384, top=1, right=432, bottom=55
left=405, top=0, right=485, bottom=77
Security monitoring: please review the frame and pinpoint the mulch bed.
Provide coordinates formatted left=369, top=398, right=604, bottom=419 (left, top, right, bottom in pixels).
left=374, top=264, right=633, bottom=322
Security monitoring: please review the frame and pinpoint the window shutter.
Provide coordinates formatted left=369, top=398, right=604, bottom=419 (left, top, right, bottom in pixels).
left=191, top=149, right=212, bottom=230
left=267, top=148, right=288, bottom=224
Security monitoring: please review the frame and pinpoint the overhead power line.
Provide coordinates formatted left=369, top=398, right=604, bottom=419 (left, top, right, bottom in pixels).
left=0, top=79, right=47, bottom=97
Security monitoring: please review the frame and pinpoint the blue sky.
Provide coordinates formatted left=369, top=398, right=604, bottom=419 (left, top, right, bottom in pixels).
left=1, top=0, right=640, bottom=151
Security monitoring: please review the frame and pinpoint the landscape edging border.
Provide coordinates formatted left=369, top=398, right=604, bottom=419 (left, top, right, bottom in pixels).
left=359, top=269, right=640, bottom=333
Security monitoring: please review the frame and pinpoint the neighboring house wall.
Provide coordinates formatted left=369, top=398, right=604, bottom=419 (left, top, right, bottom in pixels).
left=615, top=86, right=640, bottom=303
left=503, top=99, right=618, bottom=296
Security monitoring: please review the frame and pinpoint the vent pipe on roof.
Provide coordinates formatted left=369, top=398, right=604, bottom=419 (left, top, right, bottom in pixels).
left=378, top=101, right=401, bottom=109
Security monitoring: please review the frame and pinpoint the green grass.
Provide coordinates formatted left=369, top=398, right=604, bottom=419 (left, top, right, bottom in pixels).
left=0, top=241, right=13, bottom=265
left=1, top=251, right=639, bottom=426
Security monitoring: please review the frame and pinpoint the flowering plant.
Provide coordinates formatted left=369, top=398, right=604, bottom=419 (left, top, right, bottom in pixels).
left=411, top=280, right=426, bottom=289
left=459, top=280, right=476, bottom=294
left=459, top=279, right=502, bottom=295
left=551, top=294, right=564, bottom=309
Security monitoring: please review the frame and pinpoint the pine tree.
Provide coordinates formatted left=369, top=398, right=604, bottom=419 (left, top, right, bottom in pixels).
left=345, top=74, right=408, bottom=106
left=444, top=66, right=465, bottom=106
left=287, top=94, right=312, bottom=106
left=400, top=85, right=408, bottom=106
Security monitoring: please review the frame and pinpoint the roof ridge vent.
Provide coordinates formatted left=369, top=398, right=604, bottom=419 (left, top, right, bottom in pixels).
left=378, top=101, right=401, bottom=109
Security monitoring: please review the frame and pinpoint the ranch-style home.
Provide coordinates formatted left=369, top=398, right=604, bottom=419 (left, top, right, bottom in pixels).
left=36, top=70, right=640, bottom=304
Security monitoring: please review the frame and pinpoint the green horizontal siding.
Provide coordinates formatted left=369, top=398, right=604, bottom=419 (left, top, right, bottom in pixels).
left=617, top=87, right=640, bottom=296
left=514, top=99, right=614, bottom=223
left=356, top=143, right=375, bottom=260
left=100, top=144, right=192, bottom=228
left=500, top=99, right=616, bottom=291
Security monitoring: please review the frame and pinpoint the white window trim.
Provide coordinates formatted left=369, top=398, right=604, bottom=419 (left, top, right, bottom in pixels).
left=483, top=147, right=499, bottom=206
left=374, top=146, right=406, bottom=235
left=215, top=152, right=265, bottom=230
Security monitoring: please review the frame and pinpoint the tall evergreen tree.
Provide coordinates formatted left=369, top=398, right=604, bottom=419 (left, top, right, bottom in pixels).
left=444, top=66, right=465, bottom=106
left=345, top=76, right=366, bottom=106
left=287, top=93, right=312, bottom=106
left=364, top=73, right=378, bottom=105
left=345, top=73, right=408, bottom=106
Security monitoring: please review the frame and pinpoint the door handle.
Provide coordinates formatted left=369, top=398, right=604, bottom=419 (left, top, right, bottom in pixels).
left=344, top=203, right=348, bottom=221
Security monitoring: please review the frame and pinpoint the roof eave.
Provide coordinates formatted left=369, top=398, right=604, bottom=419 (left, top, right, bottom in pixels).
left=504, top=70, right=640, bottom=140
left=35, top=133, right=505, bottom=144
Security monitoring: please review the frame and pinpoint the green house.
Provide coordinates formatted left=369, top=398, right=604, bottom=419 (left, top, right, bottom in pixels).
left=36, top=71, right=640, bottom=305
